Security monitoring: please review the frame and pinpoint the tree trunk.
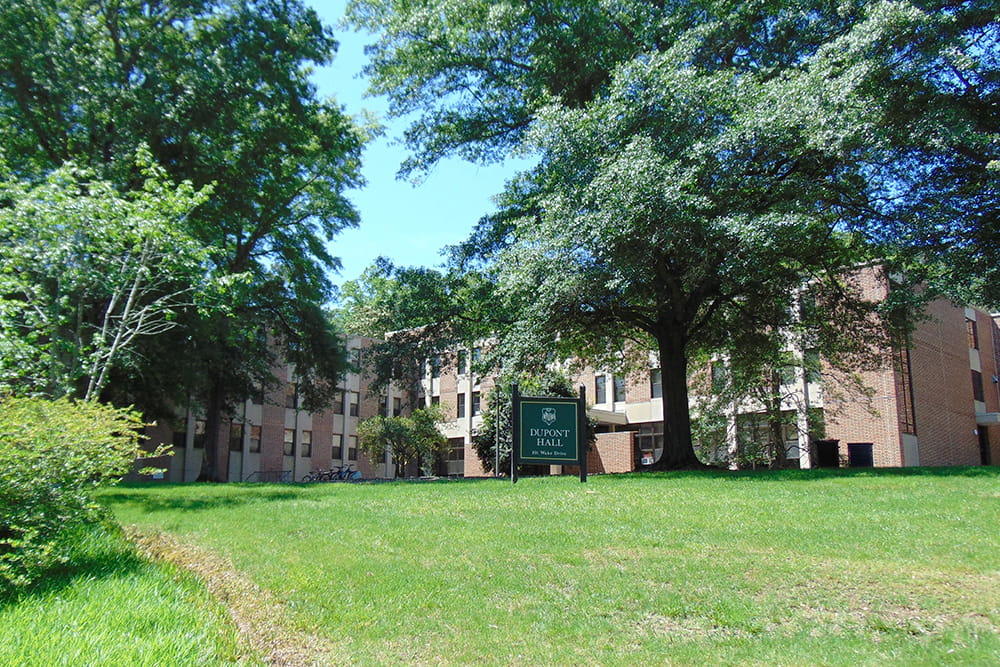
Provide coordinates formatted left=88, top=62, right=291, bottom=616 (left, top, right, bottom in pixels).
left=198, top=377, right=227, bottom=482
left=767, top=372, right=787, bottom=469
left=646, top=327, right=704, bottom=470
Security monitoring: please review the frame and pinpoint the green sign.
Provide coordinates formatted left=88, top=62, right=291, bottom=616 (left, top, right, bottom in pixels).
left=518, top=399, right=580, bottom=463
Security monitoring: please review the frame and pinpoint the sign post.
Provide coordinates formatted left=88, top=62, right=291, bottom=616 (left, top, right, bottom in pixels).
left=511, top=383, right=587, bottom=484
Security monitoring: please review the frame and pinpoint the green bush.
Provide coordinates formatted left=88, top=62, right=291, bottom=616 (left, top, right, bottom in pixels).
left=0, top=396, right=155, bottom=594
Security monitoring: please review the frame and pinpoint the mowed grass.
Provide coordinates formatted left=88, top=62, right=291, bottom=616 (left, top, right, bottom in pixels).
left=0, top=523, right=255, bottom=666
left=95, top=467, right=1000, bottom=665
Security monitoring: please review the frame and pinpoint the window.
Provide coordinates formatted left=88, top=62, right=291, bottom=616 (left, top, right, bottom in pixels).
left=172, top=429, right=186, bottom=449
left=967, top=318, right=980, bottom=350
left=349, top=391, right=359, bottom=417
left=636, top=422, right=664, bottom=459
left=229, top=423, right=243, bottom=452
left=332, top=433, right=343, bottom=461
left=251, top=386, right=265, bottom=405
left=650, top=369, right=662, bottom=399
left=448, top=438, right=465, bottom=462
left=283, top=428, right=295, bottom=456
left=393, top=397, right=402, bottom=417
left=348, top=435, right=358, bottom=461
left=457, top=349, right=468, bottom=375
left=457, top=393, right=466, bottom=418
left=472, top=391, right=481, bottom=416
left=805, top=349, right=822, bottom=383
left=711, top=363, right=727, bottom=392
left=193, top=420, right=206, bottom=448
left=595, top=375, right=607, bottom=404
left=472, top=347, right=482, bottom=364
left=301, top=430, right=312, bottom=458
left=249, top=425, right=261, bottom=453
left=379, top=395, right=389, bottom=417
left=429, top=355, right=441, bottom=379
left=613, top=375, right=626, bottom=403
left=333, top=389, right=344, bottom=415
left=893, top=346, right=916, bottom=435
left=285, top=382, right=297, bottom=409
left=972, top=370, right=986, bottom=402
left=350, top=348, right=361, bottom=367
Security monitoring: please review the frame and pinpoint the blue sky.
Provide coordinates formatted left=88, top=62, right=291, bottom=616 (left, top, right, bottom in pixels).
left=308, top=1, right=523, bottom=287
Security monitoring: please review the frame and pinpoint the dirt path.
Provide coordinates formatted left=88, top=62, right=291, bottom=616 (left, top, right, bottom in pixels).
left=127, top=528, right=335, bottom=666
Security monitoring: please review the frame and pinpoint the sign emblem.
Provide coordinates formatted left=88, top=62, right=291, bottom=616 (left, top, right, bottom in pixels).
left=541, top=407, right=557, bottom=425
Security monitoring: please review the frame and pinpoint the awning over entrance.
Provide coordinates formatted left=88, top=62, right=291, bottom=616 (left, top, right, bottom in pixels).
left=588, top=408, right=628, bottom=426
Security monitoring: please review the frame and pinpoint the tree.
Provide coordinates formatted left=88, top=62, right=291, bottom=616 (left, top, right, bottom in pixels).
left=347, top=0, right=902, bottom=468
left=0, top=0, right=367, bottom=480
left=357, top=405, right=448, bottom=478
left=0, top=153, right=212, bottom=401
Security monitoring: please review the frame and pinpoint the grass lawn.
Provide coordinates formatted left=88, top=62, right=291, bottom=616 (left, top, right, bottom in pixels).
left=0, top=523, right=254, bottom=666
left=91, top=467, right=1000, bottom=665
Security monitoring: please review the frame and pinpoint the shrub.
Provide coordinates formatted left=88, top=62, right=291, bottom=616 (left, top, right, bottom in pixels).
left=0, top=396, right=158, bottom=594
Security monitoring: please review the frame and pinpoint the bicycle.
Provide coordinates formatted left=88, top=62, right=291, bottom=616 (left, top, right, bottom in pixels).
left=334, top=463, right=363, bottom=481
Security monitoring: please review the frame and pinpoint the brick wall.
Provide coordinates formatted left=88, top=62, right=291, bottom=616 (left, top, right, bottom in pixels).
left=589, top=432, right=635, bottom=474
left=909, top=299, right=981, bottom=466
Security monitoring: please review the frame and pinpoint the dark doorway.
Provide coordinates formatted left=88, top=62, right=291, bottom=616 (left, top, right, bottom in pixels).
left=979, top=428, right=992, bottom=466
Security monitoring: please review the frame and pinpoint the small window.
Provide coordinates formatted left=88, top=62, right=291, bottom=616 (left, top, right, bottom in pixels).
left=301, top=430, right=312, bottom=458
left=429, top=355, right=441, bottom=379
left=650, top=369, right=662, bottom=399
left=393, top=397, right=402, bottom=417
left=332, top=433, right=343, bottom=461
left=613, top=376, right=626, bottom=403
left=457, top=393, right=466, bottom=418
left=973, top=370, right=986, bottom=402
left=472, top=391, right=481, bottom=416
left=350, top=348, right=362, bottom=367
left=229, top=423, right=243, bottom=452
left=967, top=318, right=980, bottom=350
left=379, top=395, right=389, bottom=417
left=251, top=386, right=265, bottom=405
left=711, top=363, right=727, bottom=392
left=249, top=425, right=261, bottom=453
left=285, top=382, right=297, bottom=409
left=595, top=375, right=607, bottom=404
left=333, top=389, right=344, bottom=415
left=448, top=438, right=465, bottom=462
left=349, top=391, right=359, bottom=417
left=283, top=428, right=295, bottom=456
left=457, top=350, right=468, bottom=375
left=348, top=435, right=358, bottom=462
left=431, top=395, right=441, bottom=407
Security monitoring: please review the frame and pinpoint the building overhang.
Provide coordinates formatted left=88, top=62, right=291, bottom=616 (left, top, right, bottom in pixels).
left=589, top=408, right=628, bottom=426
left=976, top=412, right=1000, bottom=426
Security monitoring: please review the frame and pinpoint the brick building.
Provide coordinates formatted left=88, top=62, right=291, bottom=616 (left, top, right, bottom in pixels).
left=144, top=270, right=998, bottom=481
left=419, top=268, right=1000, bottom=476
left=143, top=336, right=405, bottom=482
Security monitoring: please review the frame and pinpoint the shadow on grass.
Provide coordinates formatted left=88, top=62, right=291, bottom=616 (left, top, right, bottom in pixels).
left=100, top=483, right=306, bottom=514
left=0, top=523, right=149, bottom=610
left=601, top=465, right=1000, bottom=483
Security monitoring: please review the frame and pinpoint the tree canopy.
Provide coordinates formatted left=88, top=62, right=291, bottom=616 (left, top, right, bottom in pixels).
left=0, top=0, right=368, bottom=480
left=347, top=0, right=972, bottom=467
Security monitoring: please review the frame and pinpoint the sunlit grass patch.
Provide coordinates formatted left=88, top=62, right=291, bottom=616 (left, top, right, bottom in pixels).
left=100, top=468, right=1000, bottom=665
left=0, top=523, right=255, bottom=666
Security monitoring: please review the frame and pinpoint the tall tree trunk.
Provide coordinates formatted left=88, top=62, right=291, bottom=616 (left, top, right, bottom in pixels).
left=767, top=371, right=787, bottom=469
left=198, top=377, right=227, bottom=482
left=647, top=327, right=703, bottom=470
